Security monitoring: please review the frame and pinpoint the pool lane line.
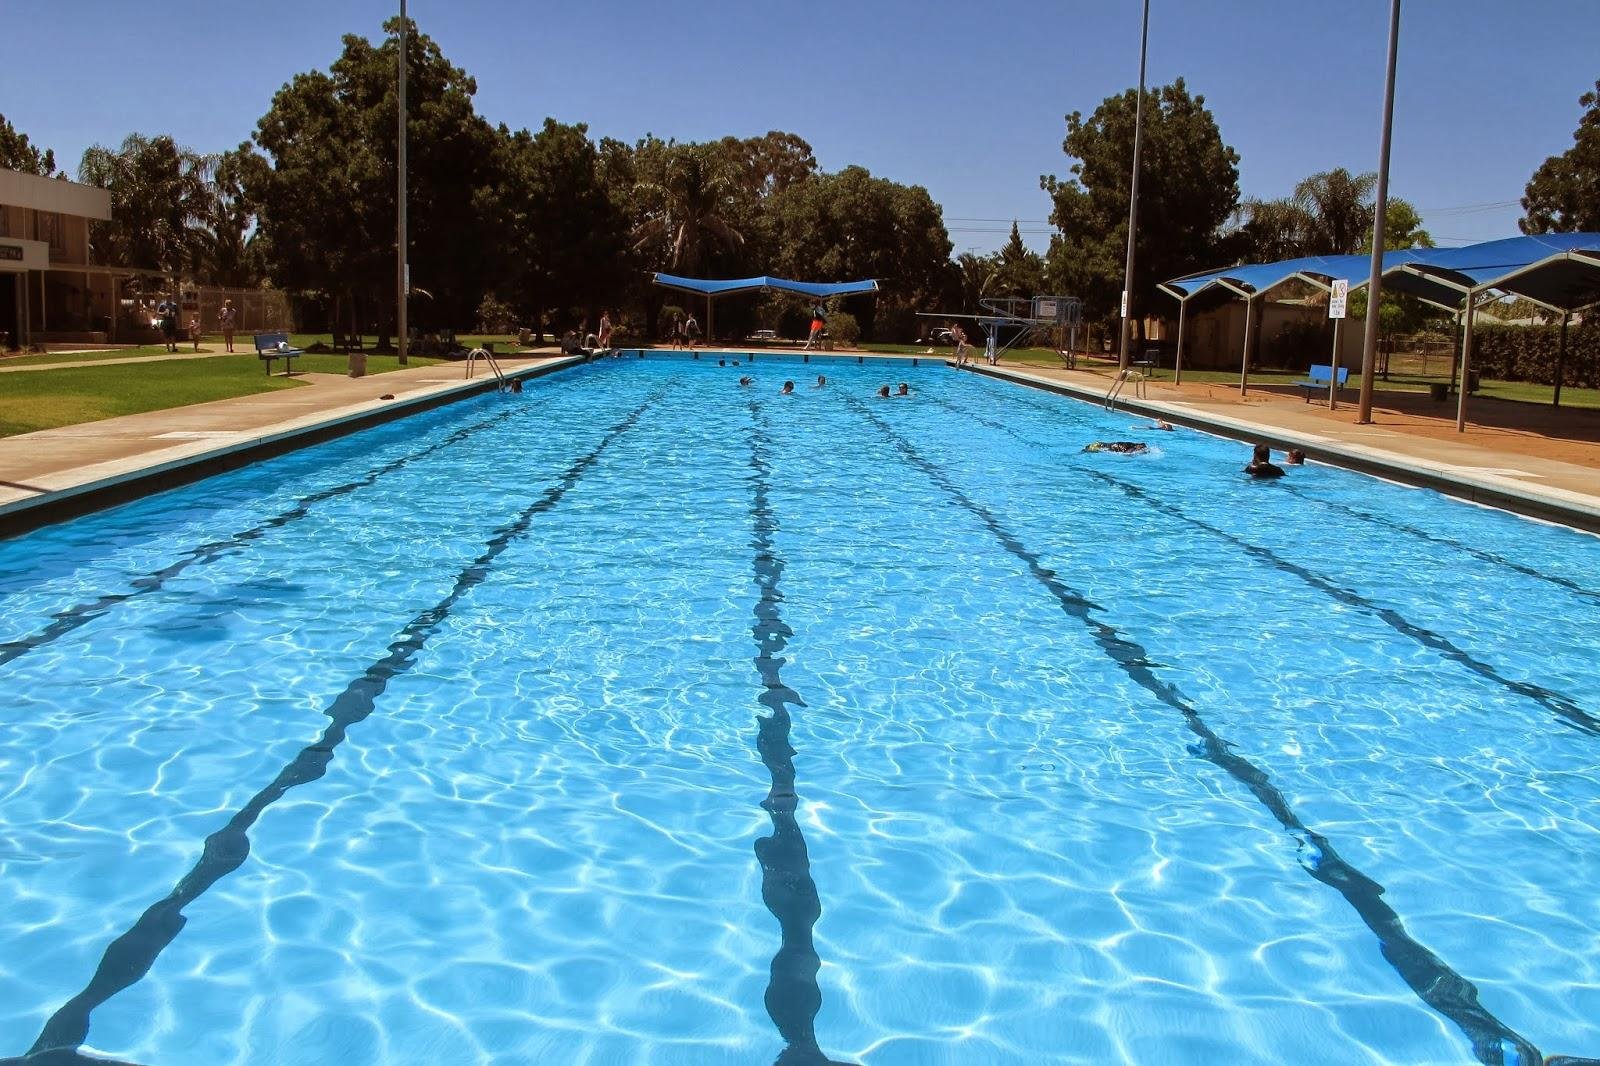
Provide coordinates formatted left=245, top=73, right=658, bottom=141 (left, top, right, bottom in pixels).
left=922, top=390, right=1600, bottom=739
left=18, top=393, right=660, bottom=1062
left=843, top=396, right=1545, bottom=1066
left=1089, top=472, right=1600, bottom=740
left=951, top=381, right=1600, bottom=606
left=0, top=404, right=525, bottom=673
left=744, top=400, right=857, bottom=1066
left=1277, top=482, right=1600, bottom=606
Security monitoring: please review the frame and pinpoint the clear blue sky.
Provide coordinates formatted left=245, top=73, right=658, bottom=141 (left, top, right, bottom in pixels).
left=4, top=0, right=1596, bottom=257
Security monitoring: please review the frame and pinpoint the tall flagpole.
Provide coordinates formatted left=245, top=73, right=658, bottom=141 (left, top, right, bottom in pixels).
left=1356, top=0, right=1401, bottom=423
left=1118, top=0, right=1151, bottom=372
left=397, top=0, right=409, bottom=365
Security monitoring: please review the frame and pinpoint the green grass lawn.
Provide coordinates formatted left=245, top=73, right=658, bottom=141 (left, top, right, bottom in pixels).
left=0, top=352, right=444, bottom=438
left=1, top=333, right=523, bottom=369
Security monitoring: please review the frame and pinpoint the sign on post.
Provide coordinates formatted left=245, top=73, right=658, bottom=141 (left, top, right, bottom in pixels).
left=1328, top=279, right=1349, bottom=319
left=1120, top=290, right=1129, bottom=319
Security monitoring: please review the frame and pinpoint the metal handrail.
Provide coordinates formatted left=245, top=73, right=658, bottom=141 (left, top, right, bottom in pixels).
left=465, top=347, right=508, bottom=391
left=1104, top=368, right=1146, bottom=411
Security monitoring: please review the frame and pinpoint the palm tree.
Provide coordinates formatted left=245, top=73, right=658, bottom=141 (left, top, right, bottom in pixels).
left=1235, top=197, right=1314, bottom=262
left=1293, top=168, right=1377, bottom=256
left=631, top=145, right=744, bottom=276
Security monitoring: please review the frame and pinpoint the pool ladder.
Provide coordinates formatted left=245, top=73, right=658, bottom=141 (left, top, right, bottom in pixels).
left=465, top=347, right=510, bottom=392
left=1104, top=368, right=1147, bottom=411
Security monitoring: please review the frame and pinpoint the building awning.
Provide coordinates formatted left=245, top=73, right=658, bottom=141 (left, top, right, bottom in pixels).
left=652, top=273, right=879, bottom=299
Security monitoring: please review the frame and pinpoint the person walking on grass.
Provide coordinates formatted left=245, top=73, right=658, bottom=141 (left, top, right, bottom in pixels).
left=156, top=295, right=179, bottom=353
left=219, top=299, right=237, bottom=353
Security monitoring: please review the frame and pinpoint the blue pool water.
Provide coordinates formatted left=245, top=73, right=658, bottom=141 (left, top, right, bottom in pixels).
left=1, top=357, right=1597, bottom=1065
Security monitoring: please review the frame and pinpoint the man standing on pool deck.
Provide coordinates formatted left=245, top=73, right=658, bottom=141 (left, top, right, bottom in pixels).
left=684, top=311, right=700, bottom=349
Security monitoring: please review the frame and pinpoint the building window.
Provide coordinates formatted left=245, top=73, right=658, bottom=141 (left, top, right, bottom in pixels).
left=41, top=212, right=65, bottom=252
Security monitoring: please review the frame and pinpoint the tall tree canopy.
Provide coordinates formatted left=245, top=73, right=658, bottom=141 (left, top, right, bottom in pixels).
left=249, top=17, right=497, bottom=330
left=1042, top=78, right=1240, bottom=323
left=1522, top=78, right=1600, bottom=233
left=0, top=113, right=57, bottom=176
left=77, top=134, right=216, bottom=273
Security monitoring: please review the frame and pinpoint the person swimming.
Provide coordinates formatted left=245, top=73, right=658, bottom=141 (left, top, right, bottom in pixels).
left=739, top=376, right=753, bottom=387
left=1153, top=419, right=1174, bottom=431
left=1083, top=441, right=1148, bottom=454
left=814, top=374, right=827, bottom=387
left=718, top=358, right=726, bottom=367
left=897, top=382, right=910, bottom=396
left=1286, top=448, right=1306, bottom=465
left=781, top=380, right=795, bottom=395
left=1245, top=442, right=1286, bottom=479
left=877, top=385, right=891, bottom=398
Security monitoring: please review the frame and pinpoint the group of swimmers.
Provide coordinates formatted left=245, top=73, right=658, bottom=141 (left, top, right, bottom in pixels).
left=1080, top=424, right=1310, bottom=478
left=730, top=371, right=911, bottom=398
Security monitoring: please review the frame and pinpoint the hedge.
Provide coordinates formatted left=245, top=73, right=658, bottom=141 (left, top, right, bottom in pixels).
left=1471, top=320, right=1600, bottom=388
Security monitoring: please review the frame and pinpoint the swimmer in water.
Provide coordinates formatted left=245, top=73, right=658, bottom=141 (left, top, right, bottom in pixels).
left=1154, top=419, right=1174, bottom=431
left=1286, top=448, right=1306, bottom=465
left=781, top=380, right=795, bottom=395
left=897, top=382, right=910, bottom=396
left=739, top=376, right=753, bottom=387
left=1083, top=441, right=1148, bottom=454
left=814, top=374, right=826, bottom=388
left=1244, top=442, right=1286, bottom=479
left=877, top=385, right=891, bottom=398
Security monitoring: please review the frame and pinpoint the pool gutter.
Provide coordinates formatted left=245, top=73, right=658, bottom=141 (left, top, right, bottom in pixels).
left=964, top=362, right=1600, bottom=535
left=0, top=357, right=585, bottom=539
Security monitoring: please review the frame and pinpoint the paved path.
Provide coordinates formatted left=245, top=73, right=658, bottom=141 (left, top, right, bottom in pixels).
left=971, top=362, right=1600, bottom=531
left=0, top=348, right=251, bottom=373
left=0, top=354, right=576, bottom=527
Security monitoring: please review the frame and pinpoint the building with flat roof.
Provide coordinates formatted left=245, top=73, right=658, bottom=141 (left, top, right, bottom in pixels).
left=0, top=167, right=140, bottom=349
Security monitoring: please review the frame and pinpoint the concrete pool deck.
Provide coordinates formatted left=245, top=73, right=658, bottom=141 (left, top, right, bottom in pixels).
left=967, top=362, right=1600, bottom=533
left=0, top=353, right=582, bottom=534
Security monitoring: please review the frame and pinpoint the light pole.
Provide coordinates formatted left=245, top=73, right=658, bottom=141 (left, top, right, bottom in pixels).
left=397, top=0, right=409, bottom=365
left=1118, top=0, right=1151, bottom=373
left=1356, top=0, right=1401, bottom=423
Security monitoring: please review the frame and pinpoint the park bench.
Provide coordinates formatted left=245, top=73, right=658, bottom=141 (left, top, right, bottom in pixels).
left=1293, top=363, right=1349, bottom=402
left=253, top=332, right=303, bottom=376
left=332, top=332, right=365, bottom=355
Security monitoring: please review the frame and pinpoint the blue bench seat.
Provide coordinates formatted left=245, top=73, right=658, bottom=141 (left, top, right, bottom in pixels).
left=1294, top=364, right=1349, bottom=401
left=253, top=332, right=303, bottom=376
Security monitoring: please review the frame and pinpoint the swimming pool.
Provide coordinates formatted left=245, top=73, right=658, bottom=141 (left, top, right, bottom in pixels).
left=1, top=357, right=1596, bottom=1065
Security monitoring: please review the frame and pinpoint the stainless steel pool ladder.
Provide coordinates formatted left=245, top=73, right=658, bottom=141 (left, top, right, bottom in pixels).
left=1104, top=368, right=1147, bottom=410
left=465, top=347, right=509, bottom=391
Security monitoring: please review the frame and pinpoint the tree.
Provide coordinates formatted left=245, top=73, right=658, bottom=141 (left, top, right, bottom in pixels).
left=203, top=145, right=267, bottom=287
left=485, top=119, right=631, bottom=332
left=631, top=143, right=746, bottom=277
left=1233, top=197, right=1313, bottom=262
left=77, top=134, right=216, bottom=274
left=1292, top=168, right=1376, bottom=255
left=249, top=17, right=498, bottom=336
left=989, top=222, right=1047, bottom=300
left=767, top=165, right=952, bottom=336
left=0, top=113, right=56, bottom=176
left=1042, top=78, right=1240, bottom=328
left=1522, top=79, right=1600, bottom=233
left=1367, top=198, right=1434, bottom=251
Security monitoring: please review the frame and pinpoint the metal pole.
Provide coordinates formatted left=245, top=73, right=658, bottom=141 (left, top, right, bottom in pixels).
left=1329, top=316, right=1343, bottom=409
left=1173, top=299, right=1187, bottom=385
left=1455, top=291, right=1477, bottom=432
left=1356, top=0, right=1401, bottom=423
left=1118, top=0, right=1151, bottom=373
left=1553, top=311, right=1569, bottom=407
left=396, top=0, right=409, bottom=365
left=1449, top=308, right=1462, bottom=395
left=1239, top=297, right=1255, bottom=396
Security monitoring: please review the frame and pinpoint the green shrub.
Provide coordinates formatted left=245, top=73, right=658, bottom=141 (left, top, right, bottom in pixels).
left=828, top=311, right=861, bottom=347
left=1472, top=321, right=1600, bottom=388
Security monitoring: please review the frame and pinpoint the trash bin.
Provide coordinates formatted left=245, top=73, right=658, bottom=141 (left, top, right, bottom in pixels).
left=348, top=352, right=368, bottom=378
left=1467, top=370, right=1481, bottom=393
left=1428, top=382, right=1448, bottom=402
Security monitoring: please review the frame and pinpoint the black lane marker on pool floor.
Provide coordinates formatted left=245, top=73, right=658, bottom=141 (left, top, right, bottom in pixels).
left=18, top=394, right=658, bottom=1062
left=0, top=405, right=523, bottom=672
left=925, top=390, right=1600, bottom=740
left=1091, top=472, right=1600, bottom=740
left=1277, top=482, right=1600, bottom=606
left=843, top=396, right=1545, bottom=1066
left=744, top=400, right=857, bottom=1066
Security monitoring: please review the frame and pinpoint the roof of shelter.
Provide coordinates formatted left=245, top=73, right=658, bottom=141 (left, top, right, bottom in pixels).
left=1162, top=234, right=1600, bottom=313
left=652, top=273, right=879, bottom=299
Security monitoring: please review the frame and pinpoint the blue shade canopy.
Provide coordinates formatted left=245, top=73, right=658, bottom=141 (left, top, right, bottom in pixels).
left=652, top=273, right=880, bottom=299
left=1163, top=235, right=1600, bottom=312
